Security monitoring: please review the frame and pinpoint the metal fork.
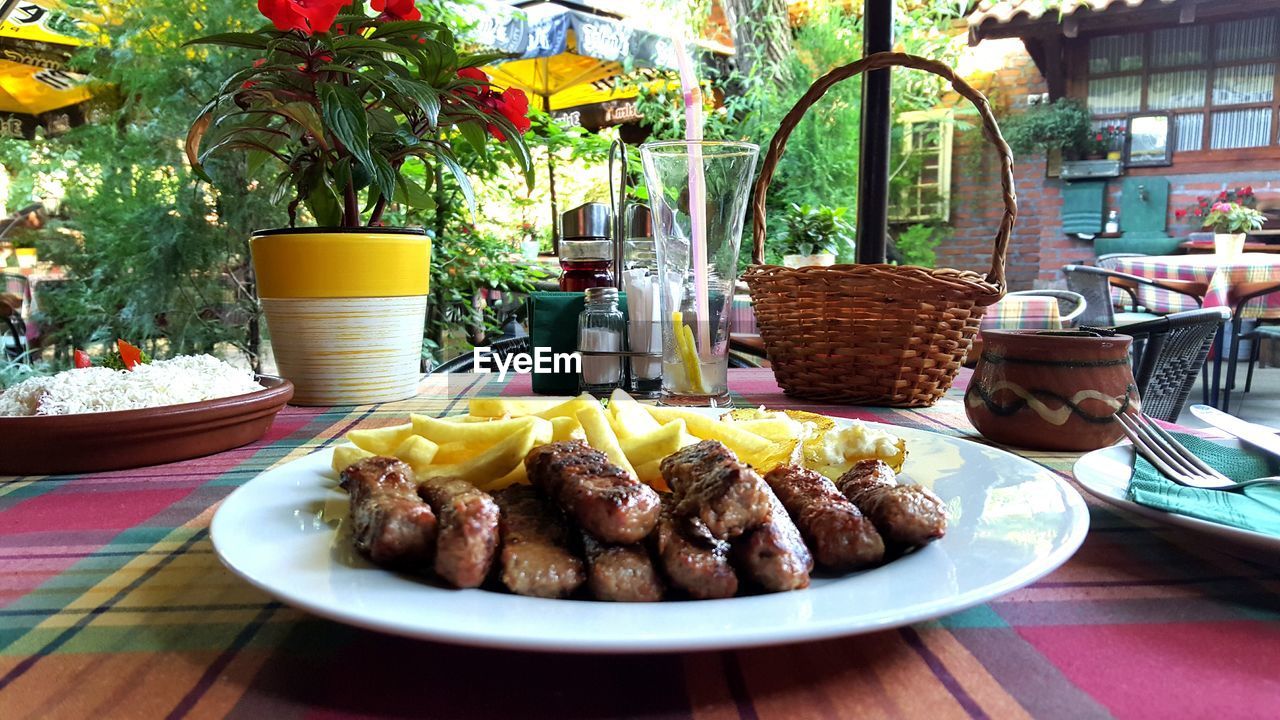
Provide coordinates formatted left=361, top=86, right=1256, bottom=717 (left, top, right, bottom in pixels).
left=1114, top=410, right=1280, bottom=491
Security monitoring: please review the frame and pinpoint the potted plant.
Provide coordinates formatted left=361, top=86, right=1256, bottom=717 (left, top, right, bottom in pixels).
left=775, top=203, right=854, bottom=268
left=1176, top=186, right=1261, bottom=246
left=999, top=99, right=1096, bottom=160
left=1201, top=201, right=1266, bottom=258
left=186, top=0, right=532, bottom=405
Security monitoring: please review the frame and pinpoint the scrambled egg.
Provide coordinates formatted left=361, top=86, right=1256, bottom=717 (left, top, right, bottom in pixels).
left=721, top=408, right=906, bottom=478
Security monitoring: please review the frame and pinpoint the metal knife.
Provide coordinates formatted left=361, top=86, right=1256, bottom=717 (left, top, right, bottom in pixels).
left=1189, top=405, right=1280, bottom=459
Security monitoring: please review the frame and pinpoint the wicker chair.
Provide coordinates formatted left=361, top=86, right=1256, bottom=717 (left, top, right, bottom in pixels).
left=1222, top=280, right=1280, bottom=412
left=1095, top=252, right=1146, bottom=270
left=1061, top=265, right=1204, bottom=326
left=1117, top=308, right=1229, bottom=422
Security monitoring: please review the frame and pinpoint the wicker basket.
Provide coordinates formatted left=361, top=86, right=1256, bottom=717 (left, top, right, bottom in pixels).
left=743, top=52, right=1016, bottom=407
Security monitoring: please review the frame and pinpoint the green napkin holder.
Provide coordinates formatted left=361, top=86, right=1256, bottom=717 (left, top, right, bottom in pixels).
left=528, top=291, right=627, bottom=395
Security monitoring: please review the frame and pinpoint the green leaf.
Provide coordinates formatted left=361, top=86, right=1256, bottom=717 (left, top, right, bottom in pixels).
left=458, top=122, right=488, bottom=156
left=383, top=77, right=439, bottom=127
left=394, top=174, right=434, bottom=210
left=184, top=32, right=271, bottom=50
left=369, top=20, right=441, bottom=39
left=306, top=181, right=343, bottom=226
left=318, top=81, right=372, bottom=167
left=429, top=144, right=475, bottom=215
left=369, top=153, right=397, bottom=204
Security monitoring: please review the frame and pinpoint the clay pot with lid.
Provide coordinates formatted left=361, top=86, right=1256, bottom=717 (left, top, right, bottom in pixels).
left=964, top=329, right=1138, bottom=451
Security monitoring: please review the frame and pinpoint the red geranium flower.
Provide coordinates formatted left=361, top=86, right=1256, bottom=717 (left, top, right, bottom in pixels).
left=1175, top=209, right=1187, bottom=219
left=498, top=88, right=531, bottom=134
left=372, top=0, right=421, bottom=22
left=1243, top=185, right=1254, bottom=195
left=259, top=0, right=344, bottom=35
left=1218, top=190, right=1228, bottom=200
left=242, top=57, right=268, bottom=89
left=457, top=67, right=489, bottom=96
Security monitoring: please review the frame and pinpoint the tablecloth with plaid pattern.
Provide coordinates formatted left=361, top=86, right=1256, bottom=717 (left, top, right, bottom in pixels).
left=979, top=295, right=1063, bottom=332
left=1113, top=253, right=1280, bottom=319
left=2, top=369, right=1278, bottom=719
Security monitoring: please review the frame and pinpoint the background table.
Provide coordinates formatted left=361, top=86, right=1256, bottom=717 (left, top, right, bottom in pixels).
left=1112, top=253, right=1280, bottom=319
left=2, top=369, right=1278, bottom=719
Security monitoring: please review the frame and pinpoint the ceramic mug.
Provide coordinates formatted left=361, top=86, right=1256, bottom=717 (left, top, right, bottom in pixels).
left=965, top=329, right=1138, bottom=451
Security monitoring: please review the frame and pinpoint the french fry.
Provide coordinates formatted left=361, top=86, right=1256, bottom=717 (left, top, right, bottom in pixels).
left=550, top=416, right=586, bottom=442
left=532, top=393, right=598, bottom=420
left=576, top=404, right=637, bottom=480
left=722, top=417, right=807, bottom=443
left=483, top=462, right=528, bottom=491
left=609, top=390, right=661, bottom=437
left=441, top=414, right=495, bottom=423
left=392, top=434, right=441, bottom=474
left=331, top=444, right=375, bottom=474
left=416, top=422, right=548, bottom=484
left=431, top=440, right=481, bottom=465
left=632, top=458, right=670, bottom=492
left=468, top=397, right=564, bottom=418
left=645, top=406, right=773, bottom=458
left=345, top=422, right=414, bottom=456
left=410, top=413, right=545, bottom=445
left=620, top=419, right=697, bottom=467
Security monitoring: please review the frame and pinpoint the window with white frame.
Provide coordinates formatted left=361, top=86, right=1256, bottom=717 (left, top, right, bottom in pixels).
left=1085, top=15, right=1280, bottom=153
left=893, top=109, right=953, bottom=222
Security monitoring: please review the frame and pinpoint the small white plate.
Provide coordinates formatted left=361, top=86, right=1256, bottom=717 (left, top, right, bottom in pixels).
left=212, top=416, right=1089, bottom=653
left=1073, top=439, right=1280, bottom=553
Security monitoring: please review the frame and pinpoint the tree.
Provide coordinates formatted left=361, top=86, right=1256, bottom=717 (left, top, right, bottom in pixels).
left=721, top=0, right=794, bottom=82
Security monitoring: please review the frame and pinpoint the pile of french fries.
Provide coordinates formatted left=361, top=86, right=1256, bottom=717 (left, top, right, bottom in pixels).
left=332, top=390, right=905, bottom=492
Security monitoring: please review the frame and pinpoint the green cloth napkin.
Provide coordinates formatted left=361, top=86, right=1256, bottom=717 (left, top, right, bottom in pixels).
left=1128, top=433, right=1280, bottom=537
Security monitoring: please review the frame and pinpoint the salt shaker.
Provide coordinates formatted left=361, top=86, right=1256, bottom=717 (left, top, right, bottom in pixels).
left=621, top=205, right=661, bottom=396
left=578, top=286, right=625, bottom=395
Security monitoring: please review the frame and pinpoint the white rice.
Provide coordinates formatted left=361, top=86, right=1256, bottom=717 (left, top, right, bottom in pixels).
left=0, top=355, right=263, bottom=417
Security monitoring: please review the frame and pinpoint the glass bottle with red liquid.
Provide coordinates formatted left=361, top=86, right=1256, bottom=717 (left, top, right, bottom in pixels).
left=558, top=203, right=614, bottom=292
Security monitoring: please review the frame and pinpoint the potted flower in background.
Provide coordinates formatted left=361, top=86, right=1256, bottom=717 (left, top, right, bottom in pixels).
left=187, top=0, right=532, bottom=404
left=1176, top=186, right=1261, bottom=251
left=775, top=203, right=854, bottom=268
left=1202, top=201, right=1266, bottom=259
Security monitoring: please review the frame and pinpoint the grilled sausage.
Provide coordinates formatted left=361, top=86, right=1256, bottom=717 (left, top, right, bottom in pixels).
left=654, top=497, right=738, bottom=599
left=837, top=460, right=948, bottom=550
left=581, top=531, right=664, bottom=602
left=525, top=441, right=661, bottom=544
left=493, top=485, right=585, bottom=598
left=731, top=489, right=812, bottom=591
left=660, top=440, right=773, bottom=539
left=764, top=465, right=885, bottom=570
left=418, top=478, right=500, bottom=588
left=341, top=457, right=436, bottom=567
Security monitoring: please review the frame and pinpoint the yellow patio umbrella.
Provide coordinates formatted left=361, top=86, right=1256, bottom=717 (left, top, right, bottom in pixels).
left=0, top=0, right=101, bottom=139
left=463, top=1, right=686, bottom=239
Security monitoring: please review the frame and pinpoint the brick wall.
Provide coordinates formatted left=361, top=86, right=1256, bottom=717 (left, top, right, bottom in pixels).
left=945, top=43, right=1280, bottom=290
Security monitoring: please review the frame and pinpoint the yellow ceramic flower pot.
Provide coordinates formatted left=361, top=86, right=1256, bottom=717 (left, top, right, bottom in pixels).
left=251, top=228, right=431, bottom=405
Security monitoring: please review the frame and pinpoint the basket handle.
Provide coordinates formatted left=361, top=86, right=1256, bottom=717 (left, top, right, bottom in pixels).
left=751, top=51, right=1015, bottom=291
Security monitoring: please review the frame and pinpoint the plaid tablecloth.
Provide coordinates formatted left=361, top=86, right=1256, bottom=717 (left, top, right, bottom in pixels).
left=3, top=369, right=1278, bottom=719
left=1113, top=253, right=1280, bottom=319
left=979, top=295, right=1063, bottom=332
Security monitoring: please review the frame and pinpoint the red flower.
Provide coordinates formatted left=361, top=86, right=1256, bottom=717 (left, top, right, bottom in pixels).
left=372, top=0, right=420, bottom=21
left=1194, top=208, right=1203, bottom=217
left=1095, top=133, right=1104, bottom=141
left=1243, top=185, right=1254, bottom=195
left=498, top=88, right=531, bottom=134
left=1218, top=190, right=1228, bottom=200
left=457, top=67, right=489, bottom=97
left=1175, top=209, right=1187, bottom=219
left=258, top=0, right=344, bottom=35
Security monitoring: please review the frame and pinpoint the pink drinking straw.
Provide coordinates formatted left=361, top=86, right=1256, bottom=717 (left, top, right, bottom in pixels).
left=675, top=39, right=711, bottom=357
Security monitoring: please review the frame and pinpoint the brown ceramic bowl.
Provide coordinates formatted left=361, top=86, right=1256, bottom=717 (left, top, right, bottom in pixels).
left=0, top=376, right=293, bottom=476
left=965, top=330, right=1136, bottom=451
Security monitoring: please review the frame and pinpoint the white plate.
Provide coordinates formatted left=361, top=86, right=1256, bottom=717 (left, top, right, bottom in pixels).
left=212, top=417, right=1089, bottom=653
left=1074, top=439, right=1280, bottom=553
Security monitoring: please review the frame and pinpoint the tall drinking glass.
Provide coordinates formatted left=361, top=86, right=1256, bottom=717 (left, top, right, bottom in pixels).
left=639, top=141, right=759, bottom=407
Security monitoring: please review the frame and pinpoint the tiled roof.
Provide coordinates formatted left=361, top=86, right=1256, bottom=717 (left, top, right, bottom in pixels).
left=967, top=0, right=1180, bottom=40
